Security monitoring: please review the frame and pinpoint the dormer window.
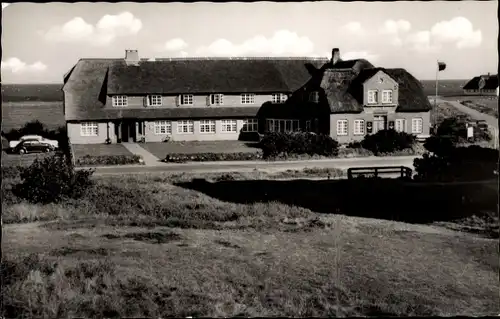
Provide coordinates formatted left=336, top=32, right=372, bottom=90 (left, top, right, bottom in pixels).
left=179, top=94, right=193, bottom=106
left=272, top=93, right=287, bottom=104
left=367, top=90, right=378, bottom=104
left=146, top=95, right=162, bottom=106
left=209, top=94, right=224, bottom=106
left=112, top=95, right=128, bottom=107
left=309, top=91, right=320, bottom=103
left=382, top=90, right=393, bottom=104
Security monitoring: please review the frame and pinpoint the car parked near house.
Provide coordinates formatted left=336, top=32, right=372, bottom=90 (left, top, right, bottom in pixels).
left=12, top=139, right=55, bottom=155
left=9, top=135, right=59, bottom=149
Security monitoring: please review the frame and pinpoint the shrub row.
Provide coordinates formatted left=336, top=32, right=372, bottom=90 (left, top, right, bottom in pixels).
left=259, top=132, right=339, bottom=159
left=164, top=152, right=263, bottom=163
left=76, top=155, right=144, bottom=166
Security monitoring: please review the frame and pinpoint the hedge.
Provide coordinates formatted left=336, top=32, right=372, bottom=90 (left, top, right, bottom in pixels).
left=259, top=132, right=339, bottom=159
left=76, top=155, right=144, bottom=166
left=164, top=152, right=263, bottom=163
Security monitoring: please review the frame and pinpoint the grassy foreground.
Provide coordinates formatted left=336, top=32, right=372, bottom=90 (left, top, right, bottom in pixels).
left=2, top=170, right=498, bottom=318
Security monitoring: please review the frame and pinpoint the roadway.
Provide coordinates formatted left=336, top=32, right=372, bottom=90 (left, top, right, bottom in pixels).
left=81, top=155, right=419, bottom=176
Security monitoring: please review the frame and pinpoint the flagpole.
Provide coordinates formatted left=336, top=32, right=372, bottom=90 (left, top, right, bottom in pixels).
left=434, top=60, right=439, bottom=131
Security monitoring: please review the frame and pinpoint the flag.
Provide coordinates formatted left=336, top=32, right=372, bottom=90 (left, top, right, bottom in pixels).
left=438, top=61, right=446, bottom=71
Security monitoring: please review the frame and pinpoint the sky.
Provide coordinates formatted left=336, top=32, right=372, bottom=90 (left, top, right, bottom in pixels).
left=1, top=1, right=498, bottom=83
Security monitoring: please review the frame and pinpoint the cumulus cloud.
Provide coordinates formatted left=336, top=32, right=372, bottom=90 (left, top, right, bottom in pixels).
left=195, top=30, right=315, bottom=57
left=42, top=12, right=142, bottom=46
left=342, top=51, right=379, bottom=62
left=378, top=19, right=411, bottom=34
left=1, top=58, right=47, bottom=73
left=394, top=17, right=482, bottom=53
left=341, top=22, right=365, bottom=35
left=162, top=38, right=188, bottom=51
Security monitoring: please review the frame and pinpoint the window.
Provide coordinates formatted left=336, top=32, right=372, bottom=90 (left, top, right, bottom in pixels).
left=242, top=119, right=258, bottom=132
left=154, top=121, right=172, bottom=134
left=112, top=95, right=128, bottom=107
left=221, top=120, right=237, bottom=133
left=266, top=119, right=300, bottom=133
left=353, top=120, right=365, bottom=135
left=241, top=94, right=255, bottom=104
left=199, top=120, right=216, bottom=134
left=337, top=120, right=348, bottom=136
left=382, top=90, right=393, bottom=103
left=80, top=122, right=99, bottom=137
left=209, top=94, right=224, bottom=105
left=309, top=91, right=320, bottom=103
left=180, top=94, right=194, bottom=106
left=411, top=118, right=423, bottom=134
left=272, top=93, right=287, bottom=104
left=177, top=120, right=194, bottom=134
left=395, top=119, right=406, bottom=132
left=147, top=95, right=162, bottom=106
left=367, top=90, right=378, bottom=104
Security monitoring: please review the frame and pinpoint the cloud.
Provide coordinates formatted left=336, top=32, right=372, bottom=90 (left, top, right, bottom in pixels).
left=394, top=17, right=482, bottom=53
left=341, top=22, right=365, bottom=35
left=342, top=51, right=379, bottom=61
left=378, top=19, right=411, bottom=34
left=430, top=16, right=482, bottom=49
left=1, top=58, right=47, bottom=73
left=195, top=30, right=315, bottom=57
left=42, top=12, right=142, bottom=46
left=162, top=38, right=188, bottom=51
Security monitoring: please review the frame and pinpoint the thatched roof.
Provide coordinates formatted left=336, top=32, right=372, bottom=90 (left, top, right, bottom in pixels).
left=64, top=57, right=327, bottom=121
left=463, top=74, right=498, bottom=90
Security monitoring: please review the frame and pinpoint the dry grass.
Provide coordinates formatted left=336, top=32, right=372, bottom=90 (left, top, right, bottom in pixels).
left=2, top=171, right=498, bottom=317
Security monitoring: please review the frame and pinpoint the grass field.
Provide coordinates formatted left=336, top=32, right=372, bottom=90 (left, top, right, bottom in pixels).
left=2, top=171, right=498, bottom=317
left=1, top=101, right=65, bottom=132
left=420, top=79, right=468, bottom=97
left=72, top=144, right=134, bottom=158
left=141, top=141, right=261, bottom=158
left=1, top=84, right=63, bottom=102
left=458, top=97, right=498, bottom=118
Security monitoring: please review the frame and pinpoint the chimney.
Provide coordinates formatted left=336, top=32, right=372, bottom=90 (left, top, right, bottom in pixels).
left=331, top=48, right=340, bottom=65
left=125, top=49, right=140, bottom=66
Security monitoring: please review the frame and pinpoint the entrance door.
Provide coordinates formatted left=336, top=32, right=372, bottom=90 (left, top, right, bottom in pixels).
left=120, top=120, right=137, bottom=142
left=373, top=115, right=387, bottom=133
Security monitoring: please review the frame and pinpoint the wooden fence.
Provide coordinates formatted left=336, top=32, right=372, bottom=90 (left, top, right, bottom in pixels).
left=347, top=166, right=413, bottom=180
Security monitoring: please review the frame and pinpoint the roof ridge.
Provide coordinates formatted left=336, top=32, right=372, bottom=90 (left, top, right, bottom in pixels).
left=150, top=57, right=329, bottom=61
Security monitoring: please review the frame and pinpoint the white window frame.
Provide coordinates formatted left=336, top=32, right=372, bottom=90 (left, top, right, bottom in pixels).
left=266, top=119, right=300, bottom=133
left=177, top=120, right=194, bottom=134
left=112, top=95, right=128, bottom=107
left=382, top=90, right=393, bottom=104
left=241, top=94, right=255, bottom=104
left=367, top=90, right=378, bottom=104
left=147, top=95, right=163, bottom=106
left=154, top=120, right=172, bottom=135
left=221, top=119, right=238, bottom=133
left=180, top=94, right=194, bottom=106
left=242, top=119, right=258, bottom=132
left=210, top=94, right=224, bottom=106
left=411, top=118, right=423, bottom=134
left=199, top=120, right=216, bottom=134
left=337, top=120, right=348, bottom=136
left=395, top=119, right=406, bottom=132
left=309, top=91, right=320, bottom=103
left=353, top=120, right=365, bottom=136
left=272, top=93, right=287, bottom=104
left=80, top=122, right=99, bottom=137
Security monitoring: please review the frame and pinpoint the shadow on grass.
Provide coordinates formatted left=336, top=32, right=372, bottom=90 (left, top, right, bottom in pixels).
left=175, top=178, right=498, bottom=225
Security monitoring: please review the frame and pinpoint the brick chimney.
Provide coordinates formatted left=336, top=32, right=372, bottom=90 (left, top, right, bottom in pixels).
left=331, top=48, right=341, bottom=65
left=125, top=49, right=139, bottom=66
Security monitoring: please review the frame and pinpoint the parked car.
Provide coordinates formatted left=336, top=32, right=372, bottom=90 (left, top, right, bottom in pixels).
left=9, top=135, right=59, bottom=149
left=12, top=139, right=55, bottom=154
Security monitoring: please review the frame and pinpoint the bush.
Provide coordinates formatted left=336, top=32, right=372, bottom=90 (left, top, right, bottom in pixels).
left=414, top=145, right=499, bottom=182
left=13, top=154, right=95, bottom=204
left=76, top=155, right=143, bottom=166
left=360, top=129, right=416, bottom=155
left=259, top=132, right=339, bottom=159
left=164, top=152, right=263, bottom=163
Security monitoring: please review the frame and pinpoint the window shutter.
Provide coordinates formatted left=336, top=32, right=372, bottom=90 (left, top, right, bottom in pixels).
left=143, top=96, right=148, bottom=107
left=176, top=95, right=181, bottom=107
left=206, top=95, right=211, bottom=106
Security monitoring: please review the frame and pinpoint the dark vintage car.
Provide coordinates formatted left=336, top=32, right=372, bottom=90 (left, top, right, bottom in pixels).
left=12, top=139, right=55, bottom=155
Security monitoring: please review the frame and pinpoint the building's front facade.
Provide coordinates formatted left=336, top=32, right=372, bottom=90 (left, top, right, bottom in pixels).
left=63, top=48, right=431, bottom=144
left=463, top=74, right=499, bottom=96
